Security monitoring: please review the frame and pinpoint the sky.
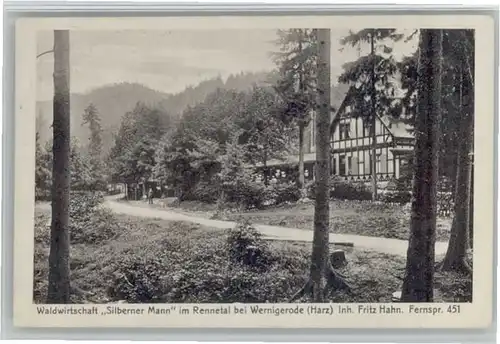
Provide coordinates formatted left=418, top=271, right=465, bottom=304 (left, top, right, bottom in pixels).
left=36, top=29, right=418, bottom=101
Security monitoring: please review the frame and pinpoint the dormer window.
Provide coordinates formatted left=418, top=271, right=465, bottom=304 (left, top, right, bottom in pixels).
left=339, top=123, right=350, bottom=140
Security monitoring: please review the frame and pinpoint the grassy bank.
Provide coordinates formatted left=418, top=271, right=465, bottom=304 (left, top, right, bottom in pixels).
left=163, top=199, right=452, bottom=242
left=34, top=198, right=468, bottom=304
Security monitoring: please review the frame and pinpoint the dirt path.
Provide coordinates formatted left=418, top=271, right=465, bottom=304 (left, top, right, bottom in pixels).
left=104, top=195, right=448, bottom=257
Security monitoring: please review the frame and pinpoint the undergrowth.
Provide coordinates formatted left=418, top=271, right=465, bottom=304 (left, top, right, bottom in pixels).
left=33, top=203, right=471, bottom=304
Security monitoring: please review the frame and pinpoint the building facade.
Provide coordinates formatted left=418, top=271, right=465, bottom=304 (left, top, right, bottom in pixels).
left=306, top=110, right=414, bottom=181
left=263, top=85, right=414, bottom=183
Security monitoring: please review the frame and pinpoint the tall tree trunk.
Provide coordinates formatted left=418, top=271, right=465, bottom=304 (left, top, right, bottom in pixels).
left=290, top=30, right=351, bottom=302
left=309, top=28, right=332, bottom=301
left=370, top=115, right=378, bottom=200
left=297, top=29, right=306, bottom=196
left=298, top=123, right=305, bottom=190
left=263, top=161, right=269, bottom=186
left=469, top=166, right=474, bottom=248
left=370, top=30, right=378, bottom=200
left=442, top=63, right=473, bottom=274
left=47, top=30, right=71, bottom=303
left=401, top=29, right=443, bottom=302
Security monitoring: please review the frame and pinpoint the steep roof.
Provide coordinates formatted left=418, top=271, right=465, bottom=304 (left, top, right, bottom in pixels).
left=330, top=82, right=413, bottom=139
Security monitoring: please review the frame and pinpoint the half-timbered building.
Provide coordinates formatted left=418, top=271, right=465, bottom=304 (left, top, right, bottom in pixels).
left=261, top=84, right=414, bottom=184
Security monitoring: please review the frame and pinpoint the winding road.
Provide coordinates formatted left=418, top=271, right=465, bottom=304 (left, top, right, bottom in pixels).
left=102, top=195, right=449, bottom=257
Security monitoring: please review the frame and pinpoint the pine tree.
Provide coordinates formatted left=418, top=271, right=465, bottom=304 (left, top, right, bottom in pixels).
left=108, top=102, right=169, bottom=197
left=273, top=29, right=317, bottom=195
left=398, top=30, right=476, bottom=271
left=82, top=103, right=105, bottom=190
left=290, top=29, right=351, bottom=302
left=441, top=29, right=474, bottom=273
left=47, top=30, right=71, bottom=304
left=238, top=86, right=294, bottom=185
left=338, top=29, right=404, bottom=200
left=400, top=29, right=443, bottom=302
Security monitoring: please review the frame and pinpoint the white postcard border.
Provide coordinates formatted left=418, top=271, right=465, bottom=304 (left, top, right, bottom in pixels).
left=13, top=14, right=496, bottom=328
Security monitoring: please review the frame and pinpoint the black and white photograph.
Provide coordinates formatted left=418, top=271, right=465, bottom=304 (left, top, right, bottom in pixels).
left=30, top=26, right=478, bottom=306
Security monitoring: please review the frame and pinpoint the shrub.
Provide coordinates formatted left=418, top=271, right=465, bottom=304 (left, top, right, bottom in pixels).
left=306, top=177, right=372, bottom=201
left=191, top=180, right=220, bottom=203
left=34, top=212, right=51, bottom=246
left=226, top=220, right=271, bottom=270
left=101, top=218, right=309, bottom=303
left=69, top=192, right=120, bottom=245
left=330, top=177, right=372, bottom=201
left=305, top=180, right=316, bottom=199
left=33, top=245, right=49, bottom=302
left=108, top=254, right=168, bottom=303
left=34, top=192, right=117, bottom=246
left=71, top=207, right=120, bottom=245
left=437, top=191, right=454, bottom=217
left=221, top=177, right=269, bottom=209
left=69, top=191, right=105, bottom=219
left=267, top=182, right=301, bottom=206
left=438, top=176, right=453, bottom=193
left=379, top=190, right=412, bottom=204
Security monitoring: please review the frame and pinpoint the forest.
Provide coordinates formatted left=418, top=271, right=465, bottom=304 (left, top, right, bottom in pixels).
left=34, top=28, right=474, bottom=304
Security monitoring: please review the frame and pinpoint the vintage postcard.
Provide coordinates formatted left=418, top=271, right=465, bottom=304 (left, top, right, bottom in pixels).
left=13, top=14, right=495, bottom=328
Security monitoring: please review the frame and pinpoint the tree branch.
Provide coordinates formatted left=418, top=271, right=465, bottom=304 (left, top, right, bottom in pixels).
left=459, top=31, right=474, bottom=88
left=462, top=47, right=474, bottom=89
left=36, top=49, right=54, bottom=59
left=405, top=29, right=419, bottom=43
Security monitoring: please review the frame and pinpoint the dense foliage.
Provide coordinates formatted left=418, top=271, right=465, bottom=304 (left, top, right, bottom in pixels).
left=35, top=135, right=108, bottom=200
left=33, top=211, right=471, bottom=304
left=108, top=102, right=171, bottom=187
left=150, top=86, right=295, bottom=205
left=35, top=192, right=120, bottom=246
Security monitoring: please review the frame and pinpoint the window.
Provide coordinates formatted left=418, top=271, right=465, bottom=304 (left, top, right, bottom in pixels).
left=339, top=123, right=350, bottom=140
left=331, top=157, right=337, bottom=175
left=347, top=156, right=352, bottom=175
left=369, top=154, right=381, bottom=174
left=339, top=155, right=346, bottom=175
left=363, top=121, right=371, bottom=137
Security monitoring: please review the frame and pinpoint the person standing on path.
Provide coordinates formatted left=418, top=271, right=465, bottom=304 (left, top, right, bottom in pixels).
left=148, top=188, right=154, bottom=205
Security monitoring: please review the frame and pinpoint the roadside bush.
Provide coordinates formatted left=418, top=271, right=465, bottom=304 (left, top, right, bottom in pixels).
left=267, top=182, right=301, bottom=205
left=108, top=253, right=168, bottom=303
left=69, top=191, right=120, bottom=244
left=33, top=245, right=49, bottom=302
left=226, top=221, right=271, bottom=270
left=191, top=180, right=220, bottom=203
left=103, top=219, right=308, bottom=303
left=34, top=192, right=117, bottom=246
left=331, top=177, right=372, bottom=201
left=307, top=177, right=372, bottom=201
left=379, top=190, right=412, bottom=204
left=34, top=211, right=51, bottom=246
left=69, top=191, right=105, bottom=219
left=394, top=173, right=412, bottom=192
left=305, top=180, right=315, bottom=199
left=71, top=207, right=120, bottom=245
left=221, top=177, right=268, bottom=209
left=437, top=192, right=454, bottom=217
